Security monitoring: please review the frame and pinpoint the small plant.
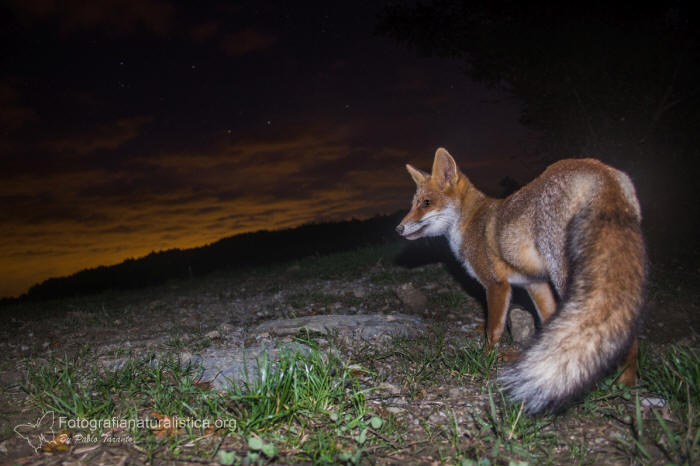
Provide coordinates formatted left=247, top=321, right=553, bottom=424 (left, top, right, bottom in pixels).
left=22, top=355, right=114, bottom=420
left=614, top=344, right=700, bottom=464
left=246, top=436, right=278, bottom=463
left=471, top=384, right=552, bottom=461
left=641, top=344, right=700, bottom=464
left=615, top=392, right=652, bottom=463
left=218, top=449, right=240, bottom=465
left=443, top=341, right=497, bottom=379
left=385, top=332, right=452, bottom=397
left=226, top=346, right=367, bottom=434
left=579, top=372, right=633, bottom=416
left=643, top=344, right=699, bottom=408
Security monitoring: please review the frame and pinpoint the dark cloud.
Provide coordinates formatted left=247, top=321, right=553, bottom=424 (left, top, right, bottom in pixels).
left=6, top=0, right=175, bottom=36
left=0, top=81, right=37, bottom=133
left=50, top=115, right=153, bottom=155
left=220, top=28, right=278, bottom=56
left=190, top=20, right=219, bottom=42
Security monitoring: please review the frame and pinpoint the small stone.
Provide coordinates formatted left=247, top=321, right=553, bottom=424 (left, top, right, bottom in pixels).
left=428, top=411, right=446, bottom=423
left=0, top=370, right=21, bottom=385
left=205, top=330, right=221, bottom=339
left=640, top=396, right=667, bottom=408
left=219, top=322, right=235, bottom=332
left=395, top=283, right=428, bottom=312
left=378, top=382, right=402, bottom=395
left=508, top=307, right=535, bottom=344
left=179, top=351, right=194, bottom=364
left=459, top=322, right=479, bottom=332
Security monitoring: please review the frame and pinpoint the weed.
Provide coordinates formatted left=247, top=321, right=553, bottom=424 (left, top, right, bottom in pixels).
left=444, top=341, right=497, bottom=379
left=643, top=344, right=699, bottom=408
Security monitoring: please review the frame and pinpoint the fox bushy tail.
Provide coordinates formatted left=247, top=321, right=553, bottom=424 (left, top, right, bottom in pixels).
left=499, top=206, right=646, bottom=414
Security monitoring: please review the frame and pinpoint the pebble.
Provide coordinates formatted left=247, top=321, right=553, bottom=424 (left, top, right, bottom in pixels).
left=219, top=322, right=235, bottom=332
left=378, top=382, right=402, bottom=395
left=640, top=396, right=667, bottom=408
left=508, top=307, right=535, bottom=344
left=395, top=283, right=428, bottom=312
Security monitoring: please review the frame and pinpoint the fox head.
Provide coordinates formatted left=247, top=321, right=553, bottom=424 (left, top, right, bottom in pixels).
left=396, top=148, right=463, bottom=240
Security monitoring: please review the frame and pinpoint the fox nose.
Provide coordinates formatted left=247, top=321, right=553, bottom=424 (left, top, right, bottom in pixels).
left=395, top=224, right=404, bottom=235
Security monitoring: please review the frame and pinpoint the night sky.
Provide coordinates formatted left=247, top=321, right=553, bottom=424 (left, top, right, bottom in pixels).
left=1, top=0, right=535, bottom=298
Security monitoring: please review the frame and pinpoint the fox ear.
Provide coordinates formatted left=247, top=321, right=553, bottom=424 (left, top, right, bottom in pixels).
left=406, top=164, right=428, bottom=185
left=431, top=147, right=458, bottom=187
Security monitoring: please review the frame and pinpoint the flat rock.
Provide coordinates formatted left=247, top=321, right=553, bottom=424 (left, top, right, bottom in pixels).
left=196, top=342, right=313, bottom=390
left=249, top=313, right=426, bottom=341
left=98, top=314, right=428, bottom=392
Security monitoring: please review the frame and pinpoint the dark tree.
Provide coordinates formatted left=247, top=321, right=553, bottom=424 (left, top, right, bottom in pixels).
left=378, top=0, right=700, bottom=247
left=378, top=2, right=699, bottom=160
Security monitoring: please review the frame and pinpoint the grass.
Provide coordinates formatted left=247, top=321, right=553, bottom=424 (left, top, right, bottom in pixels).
left=643, top=344, right=699, bottom=408
left=19, top=338, right=392, bottom=463
left=636, top=344, right=700, bottom=464
left=15, top=359, right=690, bottom=466
left=445, top=341, right=498, bottom=379
left=466, top=385, right=555, bottom=463
left=23, top=355, right=115, bottom=420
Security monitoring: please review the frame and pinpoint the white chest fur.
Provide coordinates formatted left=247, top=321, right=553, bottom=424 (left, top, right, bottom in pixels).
left=447, top=221, right=478, bottom=281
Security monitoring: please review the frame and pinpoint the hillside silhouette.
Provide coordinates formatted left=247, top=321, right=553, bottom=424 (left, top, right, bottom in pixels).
left=18, top=213, right=405, bottom=302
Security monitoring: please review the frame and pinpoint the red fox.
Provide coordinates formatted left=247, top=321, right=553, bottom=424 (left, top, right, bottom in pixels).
left=396, top=148, right=646, bottom=414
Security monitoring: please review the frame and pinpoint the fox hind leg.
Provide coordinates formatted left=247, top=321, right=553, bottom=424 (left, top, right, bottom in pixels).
left=525, top=282, right=557, bottom=324
left=618, top=338, right=638, bottom=387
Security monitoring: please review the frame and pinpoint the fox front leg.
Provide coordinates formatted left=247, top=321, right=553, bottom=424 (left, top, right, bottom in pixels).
left=484, top=282, right=512, bottom=349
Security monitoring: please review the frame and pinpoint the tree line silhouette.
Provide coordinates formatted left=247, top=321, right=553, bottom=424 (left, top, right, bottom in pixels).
left=18, top=213, right=404, bottom=302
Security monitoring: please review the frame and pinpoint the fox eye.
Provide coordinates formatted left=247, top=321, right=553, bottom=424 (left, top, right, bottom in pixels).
left=422, top=199, right=431, bottom=208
